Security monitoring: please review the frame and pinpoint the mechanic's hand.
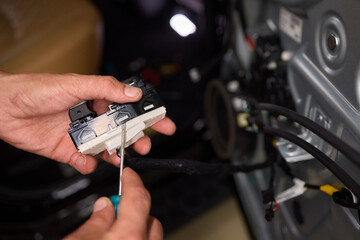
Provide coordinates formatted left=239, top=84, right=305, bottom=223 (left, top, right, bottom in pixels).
left=0, top=72, right=176, bottom=174
left=64, top=168, right=163, bottom=240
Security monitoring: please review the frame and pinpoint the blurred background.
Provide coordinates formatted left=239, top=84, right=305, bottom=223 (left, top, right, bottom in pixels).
left=0, top=0, right=252, bottom=239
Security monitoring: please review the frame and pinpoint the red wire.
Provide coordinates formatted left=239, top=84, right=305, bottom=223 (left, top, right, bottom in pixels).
left=116, top=148, right=121, bottom=159
left=273, top=201, right=279, bottom=212
left=245, top=34, right=256, bottom=51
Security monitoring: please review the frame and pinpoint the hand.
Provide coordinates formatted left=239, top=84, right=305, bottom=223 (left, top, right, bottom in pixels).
left=64, top=168, right=163, bottom=240
left=0, top=72, right=176, bottom=174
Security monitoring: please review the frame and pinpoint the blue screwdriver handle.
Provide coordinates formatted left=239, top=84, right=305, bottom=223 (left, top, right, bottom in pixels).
left=109, top=195, right=122, bottom=217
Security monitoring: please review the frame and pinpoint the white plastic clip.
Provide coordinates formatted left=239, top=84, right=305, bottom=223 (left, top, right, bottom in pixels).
left=275, top=178, right=307, bottom=204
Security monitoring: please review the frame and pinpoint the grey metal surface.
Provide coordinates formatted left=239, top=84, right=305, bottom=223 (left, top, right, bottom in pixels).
left=276, top=106, right=333, bottom=163
left=285, top=0, right=360, bottom=181
left=234, top=172, right=276, bottom=240
left=233, top=134, right=280, bottom=240
left=234, top=0, right=360, bottom=239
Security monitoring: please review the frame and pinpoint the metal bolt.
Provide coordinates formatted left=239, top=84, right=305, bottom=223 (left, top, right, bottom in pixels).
left=327, top=33, right=340, bottom=52
left=287, top=144, right=295, bottom=151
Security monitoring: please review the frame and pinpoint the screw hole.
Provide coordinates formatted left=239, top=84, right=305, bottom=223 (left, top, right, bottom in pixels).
left=327, top=33, right=340, bottom=52
left=287, top=144, right=294, bottom=151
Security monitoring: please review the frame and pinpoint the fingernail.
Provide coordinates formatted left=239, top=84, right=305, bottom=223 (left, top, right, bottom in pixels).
left=76, top=155, right=86, bottom=166
left=124, top=85, right=141, bottom=98
left=93, top=197, right=109, bottom=212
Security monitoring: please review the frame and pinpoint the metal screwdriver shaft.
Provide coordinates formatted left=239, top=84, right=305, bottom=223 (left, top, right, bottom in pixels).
left=118, top=123, right=126, bottom=195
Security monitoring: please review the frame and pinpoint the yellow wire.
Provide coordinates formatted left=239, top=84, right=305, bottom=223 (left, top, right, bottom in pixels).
left=272, top=139, right=277, bottom=149
left=320, top=185, right=340, bottom=196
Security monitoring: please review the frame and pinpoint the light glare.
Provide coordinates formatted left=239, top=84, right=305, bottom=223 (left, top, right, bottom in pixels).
left=170, top=14, right=196, bottom=37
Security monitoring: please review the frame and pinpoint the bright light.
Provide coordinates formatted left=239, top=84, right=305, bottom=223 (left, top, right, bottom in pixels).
left=170, top=14, right=196, bottom=37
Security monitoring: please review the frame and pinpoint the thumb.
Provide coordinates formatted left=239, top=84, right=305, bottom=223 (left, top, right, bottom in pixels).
left=65, top=74, right=143, bottom=104
left=63, top=197, right=115, bottom=240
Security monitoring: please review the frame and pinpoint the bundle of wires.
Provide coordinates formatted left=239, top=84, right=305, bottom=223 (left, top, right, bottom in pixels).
left=251, top=103, right=360, bottom=200
left=124, top=101, right=360, bottom=216
left=255, top=103, right=360, bottom=168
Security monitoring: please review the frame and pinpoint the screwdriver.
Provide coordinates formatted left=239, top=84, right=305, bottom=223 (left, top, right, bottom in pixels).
left=110, top=123, right=126, bottom=217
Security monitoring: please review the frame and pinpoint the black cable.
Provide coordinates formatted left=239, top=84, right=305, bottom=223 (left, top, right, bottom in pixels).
left=276, top=154, right=358, bottom=211
left=277, top=155, right=321, bottom=189
left=332, top=188, right=360, bottom=210
left=277, top=156, right=295, bottom=179
left=125, top=157, right=269, bottom=175
left=235, top=0, right=247, bottom=31
left=262, top=162, right=277, bottom=222
left=304, top=183, right=320, bottom=190
left=261, top=162, right=275, bottom=203
left=263, top=127, right=360, bottom=200
left=256, top=103, right=360, bottom=168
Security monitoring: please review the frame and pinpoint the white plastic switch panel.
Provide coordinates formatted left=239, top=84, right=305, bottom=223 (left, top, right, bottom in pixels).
left=78, top=107, right=166, bottom=155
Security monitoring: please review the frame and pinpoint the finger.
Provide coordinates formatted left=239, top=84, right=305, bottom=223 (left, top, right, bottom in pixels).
left=91, top=99, right=113, bottom=115
left=63, top=197, right=115, bottom=240
left=147, top=216, right=163, bottom=240
left=110, top=168, right=151, bottom=239
left=99, top=135, right=151, bottom=167
left=99, top=150, right=121, bottom=167
left=48, top=128, right=99, bottom=175
left=13, top=74, right=144, bottom=116
left=65, top=74, right=143, bottom=104
left=69, top=152, right=98, bottom=175
left=151, top=117, right=176, bottom=136
left=132, top=135, right=152, bottom=155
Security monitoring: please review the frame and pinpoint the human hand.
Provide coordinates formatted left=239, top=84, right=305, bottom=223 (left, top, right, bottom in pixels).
left=0, top=72, right=176, bottom=174
left=64, top=168, right=163, bottom=240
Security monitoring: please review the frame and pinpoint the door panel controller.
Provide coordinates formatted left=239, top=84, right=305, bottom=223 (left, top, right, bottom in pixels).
left=68, top=75, right=166, bottom=156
